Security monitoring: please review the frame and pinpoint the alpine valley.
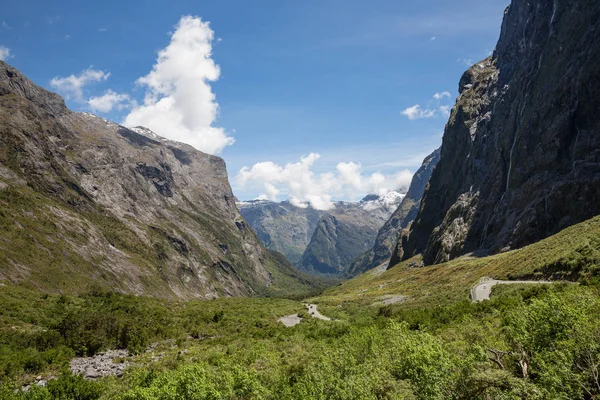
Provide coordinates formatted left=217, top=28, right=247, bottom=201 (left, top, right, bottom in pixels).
left=1, top=0, right=600, bottom=399
left=238, top=189, right=406, bottom=276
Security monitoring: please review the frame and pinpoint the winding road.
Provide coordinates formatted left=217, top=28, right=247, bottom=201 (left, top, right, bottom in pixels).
left=305, top=303, right=331, bottom=321
left=278, top=304, right=331, bottom=327
left=470, top=278, right=553, bottom=302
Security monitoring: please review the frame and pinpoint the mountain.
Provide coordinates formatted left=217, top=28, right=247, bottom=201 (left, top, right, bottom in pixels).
left=237, top=200, right=325, bottom=264
left=349, top=148, right=440, bottom=276
left=396, top=0, right=600, bottom=266
left=0, top=60, right=313, bottom=299
left=297, top=191, right=405, bottom=275
left=238, top=191, right=405, bottom=275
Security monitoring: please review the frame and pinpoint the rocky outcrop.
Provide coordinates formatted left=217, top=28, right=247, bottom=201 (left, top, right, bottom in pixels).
left=298, top=192, right=404, bottom=275
left=239, top=192, right=405, bottom=276
left=70, top=350, right=129, bottom=379
left=237, top=200, right=325, bottom=263
left=401, top=0, right=600, bottom=265
left=350, top=148, right=440, bottom=275
left=0, top=60, right=306, bottom=299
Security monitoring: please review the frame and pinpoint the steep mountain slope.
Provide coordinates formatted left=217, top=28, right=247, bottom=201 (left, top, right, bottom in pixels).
left=298, top=192, right=404, bottom=275
left=315, top=214, right=600, bottom=308
left=238, top=192, right=405, bottom=275
left=349, top=149, right=440, bottom=276
left=399, top=0, right=600, bottom=265
left=0, top=60, right=311, bottom=299
left=236, top=200, right=325, bottom=264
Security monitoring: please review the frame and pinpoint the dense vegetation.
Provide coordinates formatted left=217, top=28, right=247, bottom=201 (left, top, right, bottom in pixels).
left=1, top=280, right=600, bottom=398
left=317, top=215, right=600, bottom=307
left=1, top=216, right=599, bottom=399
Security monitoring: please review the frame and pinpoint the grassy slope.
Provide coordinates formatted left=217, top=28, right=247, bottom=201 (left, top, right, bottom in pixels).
left=313, top=215, right=600, bottom=307
left=1, top=216, right=600, bottom=399
left=0, top=180, right=324, bottom=300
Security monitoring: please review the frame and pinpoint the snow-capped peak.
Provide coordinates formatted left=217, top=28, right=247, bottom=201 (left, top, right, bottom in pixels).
left=236, top=199, right=272, bottom=210
left=359, top=189, right=406, bottom=211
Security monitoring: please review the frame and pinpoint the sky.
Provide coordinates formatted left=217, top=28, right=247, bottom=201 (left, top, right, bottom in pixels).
left=0, top=0, right=509, bottom=209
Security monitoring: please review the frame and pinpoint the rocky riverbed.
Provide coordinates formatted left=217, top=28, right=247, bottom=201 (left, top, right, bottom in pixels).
left=70, top=349, right=130, bottom=379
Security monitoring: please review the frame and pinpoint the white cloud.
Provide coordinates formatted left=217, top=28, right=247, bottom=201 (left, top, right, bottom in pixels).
left=0, top=46, right=11, bottom=61
left=458, top=58, right=474, bottom=67
left=123, top=15, right=234, bottom=155
left=401, top=104, right=436, bottom=120
left=402, top=92, right=453, bottom=120
left=50, top=67, right=110, bottom=102
left=429, top=36, right=436, bottom=42
left=46, top=15, right=60, bottom=25
left=98, top=28, right=107, bottom=32
left=88, top=90, right=133, bottom=113
left=236, top=153, right=413, bottom=210
left=439, top=105, right=451, bottom=117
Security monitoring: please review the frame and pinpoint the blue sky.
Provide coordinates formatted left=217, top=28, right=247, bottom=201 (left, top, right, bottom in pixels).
left=0, top=0, right=509, bottom=206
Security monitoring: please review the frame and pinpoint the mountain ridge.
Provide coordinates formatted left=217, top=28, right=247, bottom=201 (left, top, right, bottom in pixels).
left=396, top=0, right=600, bottom=266
left=238, top=189, right=406, bottom=275
left=349, top=148, right=440, bottom=276
left=0, top=59, right=312, bottom=299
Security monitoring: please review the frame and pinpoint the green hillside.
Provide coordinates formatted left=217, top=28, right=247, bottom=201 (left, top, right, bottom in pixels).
left=314, top=215, right=600, bottom=307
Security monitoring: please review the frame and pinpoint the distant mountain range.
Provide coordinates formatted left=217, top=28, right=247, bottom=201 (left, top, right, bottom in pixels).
left=238, top=190, right=405, bottom=275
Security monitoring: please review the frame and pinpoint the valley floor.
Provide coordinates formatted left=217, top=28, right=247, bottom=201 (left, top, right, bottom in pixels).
left=0, top=215, right=599, bottom=399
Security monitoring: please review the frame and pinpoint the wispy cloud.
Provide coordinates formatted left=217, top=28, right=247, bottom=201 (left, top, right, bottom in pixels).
left=50, top=67, right=110, bottom=102
left=0, top=46, right=11, bottom=61
left=458, top=58, right=474, bottom=67
left=402, top=105, right=436, bottom=120
left=88, top=90, right=133, bottom=113
left=46, top=15, right=60, bottom=25
left=401, top=92, right=453, bottom=120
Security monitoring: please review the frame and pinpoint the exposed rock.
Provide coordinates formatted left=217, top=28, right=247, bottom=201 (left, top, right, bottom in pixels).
left=402, top=0, right=600, bottom=265
left=237, top=200, right=325, bottom=263
left=0, top=60, right=305, bottom=298
left=239, top=191, right=405, bottom=275
left=350, top=149, right=440, bottom=274
left=297, top=192, right=405, bottom=275
left=70, top=349, right=129, bottom=379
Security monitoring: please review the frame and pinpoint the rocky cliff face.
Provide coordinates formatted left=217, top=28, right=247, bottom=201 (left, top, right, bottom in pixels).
left=239, top=192, right=405, bottom=275
left=237, top=200, right=325, bottom=264
left=0, top=60, right=307, bottom=299
left=349, top=148, right=440, bottom=275
left=400, top=0, right=600, bottom=265
left=298, top=192, right=405, bottom=275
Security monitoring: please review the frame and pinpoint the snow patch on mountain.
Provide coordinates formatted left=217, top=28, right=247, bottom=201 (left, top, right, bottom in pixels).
left=360, top=190, right=406, bottom=212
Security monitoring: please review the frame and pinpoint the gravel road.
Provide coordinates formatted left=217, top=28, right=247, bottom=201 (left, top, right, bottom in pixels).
left=305, top=303, right=331, bottom=321
left=471, top=278, right=553, bottom=302
left=278, top=303, right=331, bottom=327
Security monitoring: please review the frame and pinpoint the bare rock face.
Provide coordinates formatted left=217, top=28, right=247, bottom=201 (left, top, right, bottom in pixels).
left=239, top=192, right=405, bottom=276
left=350, top=148, right=440, bottom=274
left=237, top=200, right=326, bottom=264
left=297, top=193, right=405, bottom=276
left=402, top=0, right=600, bottom=265
left=0, top=60, right=299, bottom=299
